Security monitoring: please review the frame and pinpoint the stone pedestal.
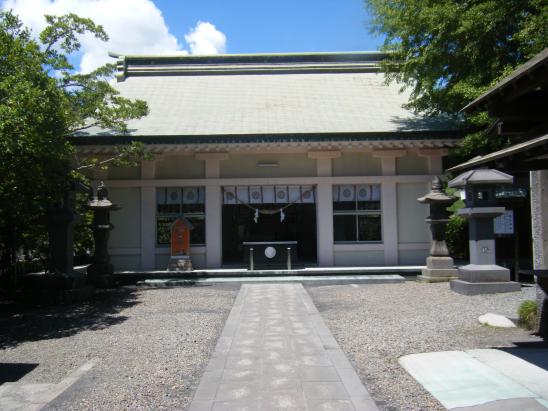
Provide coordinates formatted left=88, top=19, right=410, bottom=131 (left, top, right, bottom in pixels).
left=167, top=256, right=193, bottom=271
left=417, top=176, right=458, bottom=282
left=418, top=256, right=458, bottom=283
left=450, top=264, right=520, bottom=295
left=448, top=170, right=520, bottom=295
left=86, top=183, right=120, bottom=288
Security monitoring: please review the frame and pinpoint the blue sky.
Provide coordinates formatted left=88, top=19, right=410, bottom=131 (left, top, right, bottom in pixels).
left=153, top=0, right=382, bottom=54
left=2, top=0, right=383, bottom=72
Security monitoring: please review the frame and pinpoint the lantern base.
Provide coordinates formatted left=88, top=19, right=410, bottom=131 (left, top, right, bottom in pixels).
left=167, top=256, right=193, bottom=271
left=450, top=279, right=521, bottom=295
left=450, top=264, right=520, bottom=294
left=417, top=256, right=458, bottom=282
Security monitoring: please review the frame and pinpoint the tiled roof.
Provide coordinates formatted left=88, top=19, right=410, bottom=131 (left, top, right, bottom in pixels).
left=80, top=52, right=460, bottom=138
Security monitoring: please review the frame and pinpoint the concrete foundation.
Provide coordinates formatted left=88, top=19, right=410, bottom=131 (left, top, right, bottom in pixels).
left=450, top=279, right=521, bottom=295
left=450, top=264, right=519, bottom=295
left=418, top=256, right=458, bottom=283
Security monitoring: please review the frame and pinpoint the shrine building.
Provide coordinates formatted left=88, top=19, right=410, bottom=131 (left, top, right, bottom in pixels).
left=73, top=51, right=461, bottom=270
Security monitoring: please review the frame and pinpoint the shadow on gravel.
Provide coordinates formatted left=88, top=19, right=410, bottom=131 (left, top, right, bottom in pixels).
left=0, top=287, right=139, bottom=349
left=0, top=362, right=38, bottom=383
left=500, top=341, right=548, bottom=371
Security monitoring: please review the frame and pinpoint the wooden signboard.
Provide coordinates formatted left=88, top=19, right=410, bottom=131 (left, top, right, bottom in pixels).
left=171, top=218, right=190, bottom=256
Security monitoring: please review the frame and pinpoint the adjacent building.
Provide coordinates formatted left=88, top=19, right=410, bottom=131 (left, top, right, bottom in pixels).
left=73, top=52, right=461, bottom=270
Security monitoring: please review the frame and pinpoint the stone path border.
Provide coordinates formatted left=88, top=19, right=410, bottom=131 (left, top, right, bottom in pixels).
left=188, top=283, right=378, bottom=410
left=0, top=359, right=96, bottom=411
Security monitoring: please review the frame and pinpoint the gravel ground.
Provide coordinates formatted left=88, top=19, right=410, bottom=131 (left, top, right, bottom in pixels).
left=308, top=280, right=542, bottom=411
left=0, top=284, right=238, bottom=410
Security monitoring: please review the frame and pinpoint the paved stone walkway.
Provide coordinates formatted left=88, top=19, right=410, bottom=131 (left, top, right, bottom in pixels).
left=189, top=283, right=378, bottom=410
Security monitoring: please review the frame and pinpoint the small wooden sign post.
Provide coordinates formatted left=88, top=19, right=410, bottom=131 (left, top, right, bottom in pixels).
left=167, top=217, right=194, bottom=271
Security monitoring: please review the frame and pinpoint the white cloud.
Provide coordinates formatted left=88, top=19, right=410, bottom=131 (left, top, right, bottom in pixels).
left=185, top=21, right=226, bottom=55
left=1, top=0, right=227, bottom=73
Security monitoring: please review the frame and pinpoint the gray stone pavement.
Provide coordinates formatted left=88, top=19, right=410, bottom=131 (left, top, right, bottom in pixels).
left=188, top=283, right=378, bottom=411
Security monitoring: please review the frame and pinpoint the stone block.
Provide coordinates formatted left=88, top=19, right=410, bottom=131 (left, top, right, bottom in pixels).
left=426, top=256, right=455, bottom=269
left=457, top=264, right=510, bottom=283
left=417, top=271, right=458, bottom=283
left=450, top=279, right=521, bottom=295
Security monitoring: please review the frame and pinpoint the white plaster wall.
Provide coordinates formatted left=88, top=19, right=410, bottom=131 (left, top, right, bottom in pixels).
left=396, top=152, right=428, bottom=175
left=397, top=183, right=429, bottom=243
left=109, top=187, right=141, bottom=249
left=108, top=165, right=141, bottom=180
left=398, top=249, right=428, bottom=265
left=334, top=250, right=385, bottom=266
left=111, top=255, right=141, bottom=270
left=332, top=152, right=382, bottom=176
left=220, top=153, right=316, bottom=178
left=155, top=155, right=205, bottom=179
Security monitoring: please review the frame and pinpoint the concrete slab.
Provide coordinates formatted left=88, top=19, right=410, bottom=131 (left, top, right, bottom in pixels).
left=188, top=284, right=378, bottom=410
left=118, top=266, right=422, bottom=278
left=139, top=274, right=405, bottom=287
left=467, top=349, right=548, bottom=401
left=450, top=279, right=521, bottom=295
left=399, top=350, right=548, bottom=410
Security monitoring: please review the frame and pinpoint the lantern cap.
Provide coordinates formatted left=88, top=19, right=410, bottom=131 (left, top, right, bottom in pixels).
left=448, top=169, right=513, bottom=188
left=418, top=176, right=458, bottom=204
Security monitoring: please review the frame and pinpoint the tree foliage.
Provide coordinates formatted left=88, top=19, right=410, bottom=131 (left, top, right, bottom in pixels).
left=366, top=0, right=548, bottom=117
left=0, top=10, right=149, bottom=266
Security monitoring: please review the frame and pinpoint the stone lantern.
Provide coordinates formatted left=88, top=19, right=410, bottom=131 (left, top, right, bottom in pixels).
left=417, top=176, right=458, bottom=282
left=86, top=182, right=120, bottom=288
left=448, top=169, right=520, bottom=295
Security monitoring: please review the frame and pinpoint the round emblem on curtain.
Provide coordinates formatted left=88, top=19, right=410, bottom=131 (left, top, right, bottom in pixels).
left=303, top=190, right=311, bottom=199
left=226, top=191, right=235, bottom=200
left=265, top=247, right=277, bottom=259
left=252, top=191, right=260, bottom=200
left=186, top=191, right=196, bottom=201
left=277, top=190, right=286, bottom=200
left=358, top=188, right=367, bottom=198
left=343, top=188, right=352, bottom=198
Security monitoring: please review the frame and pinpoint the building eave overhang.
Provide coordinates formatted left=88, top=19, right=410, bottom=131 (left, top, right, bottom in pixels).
left=448, top=132, right=548, bottom=173
left=461, top=47, right=548, bottom=113
left=71, top=131, right=462, bottom=154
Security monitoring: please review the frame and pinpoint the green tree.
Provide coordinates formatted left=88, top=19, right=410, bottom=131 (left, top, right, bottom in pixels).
left=0, top=11, right=149, bottom=273
left=365, top=0, right=548, bottom=159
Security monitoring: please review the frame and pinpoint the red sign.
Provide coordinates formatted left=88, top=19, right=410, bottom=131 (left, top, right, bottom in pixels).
left=171, top=218, right=190, bottom=256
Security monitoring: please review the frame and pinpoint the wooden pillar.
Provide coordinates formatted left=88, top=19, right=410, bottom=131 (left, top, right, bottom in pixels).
left=308, top=151, right=340, bottom=267
left=196, top=153, right=228, bottom=268
left=373, top=150, right=406, bottom=265
left=140, top=160, right=156, bottom=270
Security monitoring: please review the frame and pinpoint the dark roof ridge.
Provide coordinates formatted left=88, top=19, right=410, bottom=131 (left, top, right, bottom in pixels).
left=109, top=51, right=390, bottom=81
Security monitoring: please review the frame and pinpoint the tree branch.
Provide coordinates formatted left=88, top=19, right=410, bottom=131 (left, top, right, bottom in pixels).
left=76, top=153, right=124, bottom=171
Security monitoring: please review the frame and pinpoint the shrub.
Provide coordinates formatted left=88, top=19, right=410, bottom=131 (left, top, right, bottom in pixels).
left=518, top=300, right=538, bottom=330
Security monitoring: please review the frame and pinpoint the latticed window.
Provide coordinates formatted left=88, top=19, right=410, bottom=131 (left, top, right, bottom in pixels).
left=333, top=185, right=382, bottom=242
left=156, top=187, right=205, bottom=245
